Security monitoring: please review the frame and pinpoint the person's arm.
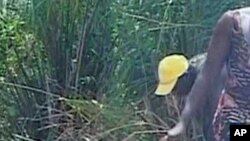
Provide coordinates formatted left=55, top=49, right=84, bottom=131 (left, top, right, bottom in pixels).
left=167, top=11, right=234, bottom=137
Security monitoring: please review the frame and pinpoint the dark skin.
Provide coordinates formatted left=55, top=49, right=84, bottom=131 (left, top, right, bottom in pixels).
left=173, top=53, right=227, bottom=141
left=171, top=52, right=227, bottom=140
left=165, top=10, right=234, bottom=138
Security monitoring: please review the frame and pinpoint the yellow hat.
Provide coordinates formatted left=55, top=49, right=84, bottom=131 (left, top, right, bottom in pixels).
left=155, top=55, right=188, bottom=95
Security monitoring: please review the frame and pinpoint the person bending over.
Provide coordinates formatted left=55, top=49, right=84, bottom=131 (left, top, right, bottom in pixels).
left=156, top=7, right=250, bottom=141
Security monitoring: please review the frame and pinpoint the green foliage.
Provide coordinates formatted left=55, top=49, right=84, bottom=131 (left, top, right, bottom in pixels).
left=65, top=97, right=103, bottom=121
left=0, top=6, right=26, bottom=140
left=0, top=2, right=48, bottom=140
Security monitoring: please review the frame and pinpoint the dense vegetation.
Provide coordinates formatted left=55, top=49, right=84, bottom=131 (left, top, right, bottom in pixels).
left=0, top=0, right=249, bottom=141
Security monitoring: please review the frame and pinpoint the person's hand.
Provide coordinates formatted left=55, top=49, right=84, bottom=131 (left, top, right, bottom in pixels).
left=167, top=120, right=185, bottom=136
left=159, top=120, right=185, bottom=141
left=159, top=135, right=168, bottom=141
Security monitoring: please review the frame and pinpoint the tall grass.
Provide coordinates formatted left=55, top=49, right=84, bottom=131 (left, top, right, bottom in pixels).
left=0, top=0, right=249, bottom=140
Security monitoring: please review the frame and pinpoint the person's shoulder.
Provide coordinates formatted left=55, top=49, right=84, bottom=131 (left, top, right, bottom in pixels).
left=215, top=10, right=234, bottom=28
left=236, top=7, right=250, bottom=15
left=221, top=10, right=235, bottom=20
left=219, top=7, right=250, bottom=19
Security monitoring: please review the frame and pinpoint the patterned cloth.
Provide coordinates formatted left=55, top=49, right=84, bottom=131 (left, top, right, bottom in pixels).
left=212, top=11, right=250, bottom=141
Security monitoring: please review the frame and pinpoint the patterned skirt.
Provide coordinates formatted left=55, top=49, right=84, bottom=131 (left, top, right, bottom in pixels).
left=212, top=90, right=250, bottom=141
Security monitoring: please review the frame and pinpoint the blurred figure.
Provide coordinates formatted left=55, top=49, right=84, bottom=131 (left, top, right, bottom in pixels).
left=157, top=7, right=250, bottom=141
left=173, top=53, right=226, bottom=141
left=156, top=53, right=226, bottom=141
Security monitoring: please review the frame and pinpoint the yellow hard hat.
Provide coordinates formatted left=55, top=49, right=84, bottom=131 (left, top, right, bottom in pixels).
left=155, top=54, right=188, bottom=95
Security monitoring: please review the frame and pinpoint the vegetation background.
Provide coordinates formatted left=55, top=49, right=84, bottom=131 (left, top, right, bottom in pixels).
left=0, top=0, right=249, bottom=141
